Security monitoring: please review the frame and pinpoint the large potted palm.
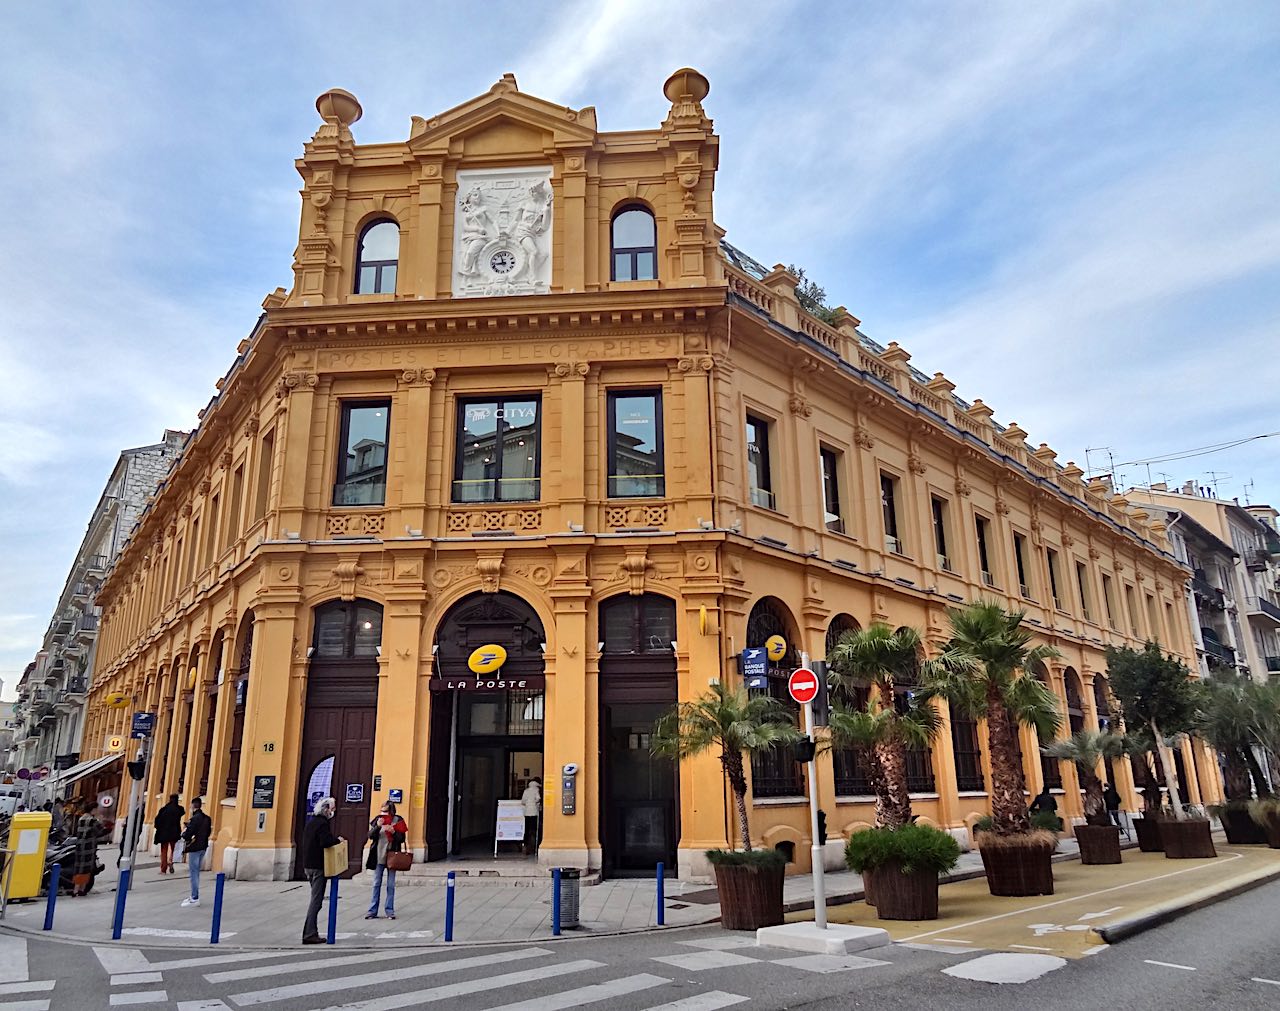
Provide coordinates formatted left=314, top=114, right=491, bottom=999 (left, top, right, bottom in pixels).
left=827, top=623, right=946, bottom=916
left=1243, top=677, right=1280, bottom=847
left=1197, top=675, right=1267, bottom=844
left=652, top=680, right=801, bottom=930
left=1041, top=730, right=1126, bottom=864
left=1107, top=644, right=1216, bottom=860
left=928, top=601, right=1062, bottom=897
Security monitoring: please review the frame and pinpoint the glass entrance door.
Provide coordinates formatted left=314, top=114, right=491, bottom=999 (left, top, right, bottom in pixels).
left=605, top=702, right=676, bottom=873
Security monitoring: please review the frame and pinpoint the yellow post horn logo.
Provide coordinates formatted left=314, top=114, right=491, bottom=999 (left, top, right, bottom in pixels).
left=467, top=644, right=508, bottom=675
left=105, top=691, right=130, bottom=710
left=765, top=635, right=787, bottom=662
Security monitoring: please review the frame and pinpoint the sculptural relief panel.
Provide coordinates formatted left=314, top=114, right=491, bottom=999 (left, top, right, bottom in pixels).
left=453, top=167, right=553, bottom=298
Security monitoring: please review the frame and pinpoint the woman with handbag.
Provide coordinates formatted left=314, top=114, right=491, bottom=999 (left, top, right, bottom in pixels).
left=365, top=801, right=409, bottom=920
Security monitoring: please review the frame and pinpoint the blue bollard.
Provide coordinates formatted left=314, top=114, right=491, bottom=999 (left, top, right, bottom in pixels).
left=656, top=861, right=665, bottom=926
left=43, top=863, right=60, bottom=931
left=210, top=873, right=226, bottom=944
left=444, top=871, right=455, bottom=942
left=551, top=867, right=561, bottom=937
left=111, top=867, right=131, bottom=940
left=326, top=876, right=339, bottom=945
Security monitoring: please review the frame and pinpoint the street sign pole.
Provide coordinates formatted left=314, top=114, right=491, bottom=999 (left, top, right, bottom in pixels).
left=797, top=650, right=827, bottom=930
left=120, top=736, right=150, bottom=893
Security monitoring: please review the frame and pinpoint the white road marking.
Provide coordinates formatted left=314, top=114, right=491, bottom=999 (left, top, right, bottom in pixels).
left=230, top=947, right=553, bottom=1006
left=93, top=948, right=151, bottom=976
left=932, top=937, right=972, bottom=944
left=309, top=960, right=607, bottom=1011
left=677, top=937, right=758, bottom=951
left=1144, top=960, right=1196, bottom=971
left=483, top=973, right=670, bottom=1010
left=651, top=951, right=758, bottom=971
left=1077, top=906, right=1123, bottom=920
left=1009, top=945, right=1054, bottom=952
left=111, top=973, right=164, bottom=986
left=642, top=994, right=749, bottom=1011
left=204, top=950, right=409, bottom=983
left=943, top=953, right=1067, bottom=984
left=1253, top=978, right=1280, bottom=987
left=122, top=928, right=237, bottom=940
left=901, top=852, right=1246, bottom=944
left=0, top=937, right=28, bottom=983
left=109, top=993, right=168, bottom=1006
left=1082, top=945, right=1109, bottom=956
left=177, top=1002, right=233, bottom=1011
left=149, top=951, right=308, bottom=972
left=0, top=1001, right=50, bottom=1011
left=900, top=943, right=983, bottom=955
left=0, top=983, right=55, bottom=996
left=772, top=953, right=890, bottom=973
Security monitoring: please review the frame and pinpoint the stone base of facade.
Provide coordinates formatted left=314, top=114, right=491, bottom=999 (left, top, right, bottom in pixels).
left=224, top=845, right=294, bottom=881
left=822, top=838, right=846, bottom=872
left=947, top=827, right=973, bottom=852
left=536, top=847, right=591, bottom=873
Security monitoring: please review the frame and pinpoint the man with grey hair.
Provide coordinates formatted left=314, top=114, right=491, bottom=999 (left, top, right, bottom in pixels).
left=300, top=797, right=342, bottom=944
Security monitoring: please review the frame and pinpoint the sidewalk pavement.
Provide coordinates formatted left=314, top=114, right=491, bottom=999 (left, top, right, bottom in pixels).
left=790, top=836, right=1280, bottom=959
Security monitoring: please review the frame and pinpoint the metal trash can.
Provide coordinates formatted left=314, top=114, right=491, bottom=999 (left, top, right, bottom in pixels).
left=557, top=868, right=581, bottom=928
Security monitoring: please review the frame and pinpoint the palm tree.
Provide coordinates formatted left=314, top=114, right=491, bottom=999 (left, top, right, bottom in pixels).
left=652, top=680, right=801, bottom=851
left=928, top=601, right=1062, bottom=836
left=1041, top=730, right=1127, bottom=826
left=1195, top=676, right=1268, bottom=799
left=827, top=624, right=940, bottom=829
left=1241, top=678, right=1280, bottom=787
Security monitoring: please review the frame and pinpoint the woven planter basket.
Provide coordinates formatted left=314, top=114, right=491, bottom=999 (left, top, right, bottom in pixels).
left=1074, top=824, right=1122, bottom=865
left=713, top=862, right=784, bottom=930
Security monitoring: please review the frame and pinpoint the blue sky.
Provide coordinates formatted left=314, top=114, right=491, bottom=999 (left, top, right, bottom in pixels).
left=2, top=1, right=1278, bottom=695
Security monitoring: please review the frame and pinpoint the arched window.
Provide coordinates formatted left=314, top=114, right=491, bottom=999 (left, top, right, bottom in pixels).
left=312, top=600, right=383, bottom=659
left=745, top=597, right=803, bottom=798
left=611, top=207, right=657, bottom=281
left=354, top=220, right=399, bottom=294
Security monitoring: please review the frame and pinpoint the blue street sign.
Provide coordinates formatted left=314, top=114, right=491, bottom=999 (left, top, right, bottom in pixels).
left=130, top=712, right=156, bottom=739
left=388, top=788, right=404, bottom=804
left=740, top=647, right=768, bottom=679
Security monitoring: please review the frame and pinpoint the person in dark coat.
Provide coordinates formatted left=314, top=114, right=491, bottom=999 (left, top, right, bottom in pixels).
left=71, top=801, right=105, bottom=896
left=153, top=795, right=185, bottom=875
left=180, top=798, right=212, bottom=907
left=301, top=797, right=342, bottom=944
left=1103, top=783, right=1123, bottom=827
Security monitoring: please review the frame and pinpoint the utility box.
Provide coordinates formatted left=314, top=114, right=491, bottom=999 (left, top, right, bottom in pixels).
left=5, top=811, right=51, bottom=900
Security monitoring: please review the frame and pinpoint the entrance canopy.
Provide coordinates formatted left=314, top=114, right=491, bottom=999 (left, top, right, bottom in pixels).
left=54, top=752, right=122, bottom=789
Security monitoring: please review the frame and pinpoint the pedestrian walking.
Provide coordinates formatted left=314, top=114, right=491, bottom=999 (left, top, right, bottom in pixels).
left=179, top=797, right=212, bottom=907
left=365, top=801, right=408, bottom=920
left=521, top=777, right=541, bottom=856
left=300, top=797, right=342, bottom=944
left=153, top=794, right=185, bottom=875
left=71, top=800, right=105, bottom=896
left=1103, top=782, right=1124, bottom=825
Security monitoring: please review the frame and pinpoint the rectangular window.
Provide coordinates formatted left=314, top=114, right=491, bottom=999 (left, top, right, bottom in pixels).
left=881, top=473, right=903, bottom=554
left=1102, top=574, right=1118, bottom=630
left=1047, top=548, right=1063, bottom=610
left=1013, top=532, right=1032, bottom=599
left=607, top=390, right=664, bottom=497
left=453, top=396, right=541, bottom=503
left=1076, top=561, right=1093, bottom=620
left=1146, top=593, right=1160, bottom=641
left=253, top=428, right=274, bottom=521
left=227, top=464, right=245, bottom=543
left=1164, top=601, right=1176, bottom=642
left=975, top=515, right=995, bottom=586
left=187, top=517, right=200, bottom=583
left=204, top=494, right=221, bottom=569
left=1124, top=584, right=1140, bottom=636
left=334, top=401, right=390, bottom=506
left=820, top=447, right=843, bottom=532
left=951, top=714, right=985, bottom=792
left=932, top=496, right=951, bottom=571
left=746, top=414, right=775, bottom=510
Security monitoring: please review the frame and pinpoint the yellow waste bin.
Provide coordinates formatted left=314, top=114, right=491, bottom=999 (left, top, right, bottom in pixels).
left=5, top=811, right=51, bottom=900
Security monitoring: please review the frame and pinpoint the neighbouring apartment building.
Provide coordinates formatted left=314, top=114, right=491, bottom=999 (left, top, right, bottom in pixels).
left=13, top=431, right=186, bottom=799
left=1130, top=483, right=1280, bottom=682
left=84, top=71, right=1218, bottom=882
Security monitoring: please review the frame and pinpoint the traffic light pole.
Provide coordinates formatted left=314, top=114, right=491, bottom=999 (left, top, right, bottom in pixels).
left=799, top=650, right=827, bottom=930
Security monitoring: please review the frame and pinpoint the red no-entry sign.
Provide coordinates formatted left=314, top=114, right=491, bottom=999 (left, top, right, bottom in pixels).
left=788, top=667, right=819, bottom=705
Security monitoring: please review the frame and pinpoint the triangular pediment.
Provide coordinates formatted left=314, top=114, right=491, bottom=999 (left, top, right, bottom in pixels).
left=408, top=75, right=599, bottom=153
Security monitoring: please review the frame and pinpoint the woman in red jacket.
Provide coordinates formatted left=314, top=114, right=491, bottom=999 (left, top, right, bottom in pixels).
left=365, top=801, right=408, bottom=919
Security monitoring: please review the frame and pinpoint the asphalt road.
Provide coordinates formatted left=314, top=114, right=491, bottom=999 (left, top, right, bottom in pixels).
left=3, top=878, right=1279, bottom=1009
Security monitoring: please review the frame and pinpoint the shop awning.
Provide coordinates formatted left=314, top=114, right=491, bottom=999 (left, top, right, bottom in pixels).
left=54, top=752, right=122, bottom=788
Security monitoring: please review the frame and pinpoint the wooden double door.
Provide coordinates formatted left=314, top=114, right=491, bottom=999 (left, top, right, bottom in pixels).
left=294, top=661, right=378, bottom=878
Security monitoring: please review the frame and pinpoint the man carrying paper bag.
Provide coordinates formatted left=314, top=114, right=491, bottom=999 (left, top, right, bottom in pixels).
left=300, top=797, right=344, bottom=944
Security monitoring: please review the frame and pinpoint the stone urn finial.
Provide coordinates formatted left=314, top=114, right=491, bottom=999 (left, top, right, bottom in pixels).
left=315, top=88, right=362, bottom=130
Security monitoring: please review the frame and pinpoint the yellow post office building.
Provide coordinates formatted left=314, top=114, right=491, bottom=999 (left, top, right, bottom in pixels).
left=85, top=71, right=1219, bottom=881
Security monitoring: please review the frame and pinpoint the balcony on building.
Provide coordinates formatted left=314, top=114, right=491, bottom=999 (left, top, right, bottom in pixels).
left=69, top=581, right=91, bottom=604
left=1267, top=656, right=1280, bottom=673
left=72, top=610, right=99, bottom=642
left=1192, top=569, right=1226, bottom=610
left=1200, top=633, right=1237, bottom=670
left=1246, top=548, right=1270, bottom=573
left=1246, top=595, right=1280, bottom=628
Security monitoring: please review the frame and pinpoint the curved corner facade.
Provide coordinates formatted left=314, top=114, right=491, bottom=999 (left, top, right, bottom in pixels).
left=84, top=71, right=1221, bottom=881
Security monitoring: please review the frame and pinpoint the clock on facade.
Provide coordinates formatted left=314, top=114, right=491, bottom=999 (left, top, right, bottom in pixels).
left=489, top=250, right=517, bottom=274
